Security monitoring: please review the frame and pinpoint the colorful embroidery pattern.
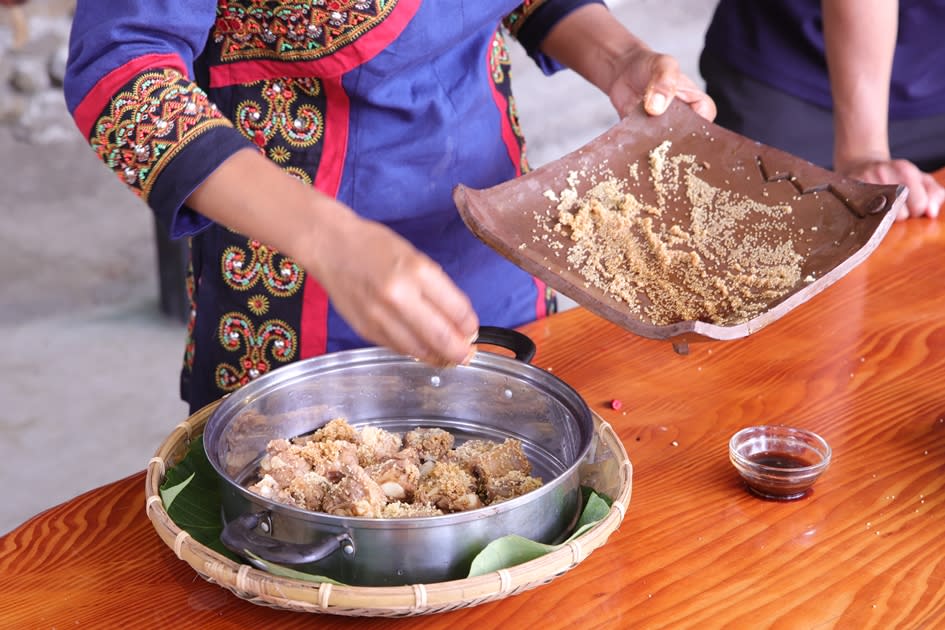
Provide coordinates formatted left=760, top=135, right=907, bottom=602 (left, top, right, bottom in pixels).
left=204, top=235, right=307, bottom=393
left=509, top=96, right=528, bottom=174
left=183, top=255, right=197, bottom=373
left=489, top=30, right=511, bottom=84
left=212, top=235, right=307, bottom=393
left=235, top=77, right=324, bottom=150
left=216, top=311, right=297, bottom=391
left=221, top=238, right=305, bottom=297
left=503, top=0, right=549, bottom=37
left=90, top=68, right=231, bottom=201
left=214, top=0, right=398, bottom=63
left=282, top=166, right=314, bottom=184
left=247, top=294, right=271, bottom=315
left=199, top=73, right=325, bottom=396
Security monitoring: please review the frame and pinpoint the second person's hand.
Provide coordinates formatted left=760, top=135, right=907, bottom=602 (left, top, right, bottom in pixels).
left=838, top=157, right=944, bottom=221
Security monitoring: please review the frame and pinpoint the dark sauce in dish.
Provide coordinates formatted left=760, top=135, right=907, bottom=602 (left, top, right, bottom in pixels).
left=747, top=451, right=816, bottom=468
left=742, top=450, right=821, bottom=500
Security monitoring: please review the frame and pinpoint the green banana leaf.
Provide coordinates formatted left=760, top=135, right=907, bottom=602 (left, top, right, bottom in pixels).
left=466, top=489, right=611, bottom=577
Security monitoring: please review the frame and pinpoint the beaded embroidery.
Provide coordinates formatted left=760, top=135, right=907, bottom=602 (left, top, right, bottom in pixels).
left=214, top=0, right=398, bottom=63
left=221, top=239, right=305, bottom=297
left=90, top=68, right=231, bottom=202
left=235, top=77, right=324, bottom=151
left=183, top=258, right=197, bottom=372
left=201, top=73, right=321, bottom=394
left=503, top=0, right=549, bottom=37
left=215, top=312, right=298, bottom=391
left=489, top=30, right=512, bottom=84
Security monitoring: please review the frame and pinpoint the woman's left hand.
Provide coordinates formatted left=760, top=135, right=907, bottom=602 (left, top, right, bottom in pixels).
left=606, top=47, right=717, bottom=121
left=540, top=4, right=716, bottom=123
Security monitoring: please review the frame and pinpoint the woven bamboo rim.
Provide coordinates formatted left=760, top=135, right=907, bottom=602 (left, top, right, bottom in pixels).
left=145, top=402, right=633, bottom=617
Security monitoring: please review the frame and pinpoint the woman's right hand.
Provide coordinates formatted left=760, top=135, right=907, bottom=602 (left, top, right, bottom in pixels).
left=188, top=148, right=480, bottom=366
left=309, top=214, right=480, bottom=367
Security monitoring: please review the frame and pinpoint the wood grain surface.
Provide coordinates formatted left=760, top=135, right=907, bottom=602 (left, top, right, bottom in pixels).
left=2, top=171, right=944, bottom=629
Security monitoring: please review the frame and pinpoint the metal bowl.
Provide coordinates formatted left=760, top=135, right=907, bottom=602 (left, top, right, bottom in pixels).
left=203, top=331, right=595, bottom=586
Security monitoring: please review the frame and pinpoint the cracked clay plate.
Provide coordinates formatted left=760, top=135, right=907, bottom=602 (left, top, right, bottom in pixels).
left=453, top=100, right=906, bottom=349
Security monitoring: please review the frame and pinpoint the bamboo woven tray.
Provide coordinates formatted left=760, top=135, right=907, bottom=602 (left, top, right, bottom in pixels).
left=145, top=402, right=632, bottom=617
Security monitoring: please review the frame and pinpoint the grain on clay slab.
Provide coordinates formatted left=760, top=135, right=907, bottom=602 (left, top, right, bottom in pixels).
left=535, top=140, right=806, bottom=326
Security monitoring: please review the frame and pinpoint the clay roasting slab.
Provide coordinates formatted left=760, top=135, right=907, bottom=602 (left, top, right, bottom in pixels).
left=453, top=100, right=906, bottom=349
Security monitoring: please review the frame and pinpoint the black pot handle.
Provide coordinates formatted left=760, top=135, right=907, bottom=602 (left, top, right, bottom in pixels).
left=474, top=326, right=536, bottom=363
left=221, top=511, right=355, bottom=566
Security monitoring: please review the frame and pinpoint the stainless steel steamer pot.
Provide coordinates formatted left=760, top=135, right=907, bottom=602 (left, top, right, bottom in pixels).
left=204, top=328, right=595, bottom=586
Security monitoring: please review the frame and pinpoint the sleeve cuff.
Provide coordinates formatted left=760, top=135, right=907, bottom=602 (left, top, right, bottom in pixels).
left=151, top=126, right=254, bottom=238
left=76, top=63, right=255, bottom=239
left=509, top=0, right=606, bottom=75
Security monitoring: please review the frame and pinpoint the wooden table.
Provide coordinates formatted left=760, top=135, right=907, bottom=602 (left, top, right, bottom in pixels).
left=3, top=176, right=944, bottom=629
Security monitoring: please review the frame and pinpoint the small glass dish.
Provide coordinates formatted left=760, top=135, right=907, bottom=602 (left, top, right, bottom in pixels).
left=729, top=425, right=832, bottom=500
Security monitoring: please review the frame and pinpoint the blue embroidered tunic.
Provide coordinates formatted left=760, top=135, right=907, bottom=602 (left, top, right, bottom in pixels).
left=64, top=0, right=597, bottom=412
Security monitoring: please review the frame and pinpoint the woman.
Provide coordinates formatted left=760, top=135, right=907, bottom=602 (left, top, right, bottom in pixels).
left=64, top=1, right=715, bottom=412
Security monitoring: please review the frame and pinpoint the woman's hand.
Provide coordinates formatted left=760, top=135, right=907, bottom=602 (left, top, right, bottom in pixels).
left=310, top=215, right=480, bottom=367
left=540, top=3, right=716, bottom=122
left=187, top=148, right=480, bottom=366
left=606, top=46, right=716, bottom=121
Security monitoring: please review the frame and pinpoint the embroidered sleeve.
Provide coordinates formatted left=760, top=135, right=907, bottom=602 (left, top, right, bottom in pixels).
left=503, top=0, right=605, bottom=75
left=64, top=2, right=253, bottom=238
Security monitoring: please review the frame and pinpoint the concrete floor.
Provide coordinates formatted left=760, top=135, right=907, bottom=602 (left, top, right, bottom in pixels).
left=0, top=0, right=716, bottom=534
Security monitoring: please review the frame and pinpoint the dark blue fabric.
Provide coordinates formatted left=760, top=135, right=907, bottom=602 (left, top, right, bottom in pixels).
left=151, top=126, right=250, bottom=238
left=702, top=0, right=945, bottom=120
left=63, top=3, right=217, bottom=113
left=516, top=0, right=605, bottom=75
left=701, top=52, right=945, bottom=173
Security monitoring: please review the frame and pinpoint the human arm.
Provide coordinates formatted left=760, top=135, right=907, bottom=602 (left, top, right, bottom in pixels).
left=64, top=2, right=478, bottom=367
left=822, top=0, right=943, bottom=219
left=186, top=149, right=480, bottom=367
left=537, top=2, right=716, bottom=120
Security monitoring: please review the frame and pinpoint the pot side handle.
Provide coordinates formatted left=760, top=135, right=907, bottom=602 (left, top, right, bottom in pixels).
left=474, top=326, right=536, bottom=363
left=221, top=511, right=355, bottom=566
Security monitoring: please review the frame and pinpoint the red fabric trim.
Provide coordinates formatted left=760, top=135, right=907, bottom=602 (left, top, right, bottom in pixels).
left=300, top=278, right=329, bottom=358
left=73, top=53, right=187, bottom=138
left=314, top=76, right=349, bottom=196
left=300, top=76, right=349, bottom=358
left=533, top=277, right=548, bottom=320
left=209, top=0, right=421, bottom=88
